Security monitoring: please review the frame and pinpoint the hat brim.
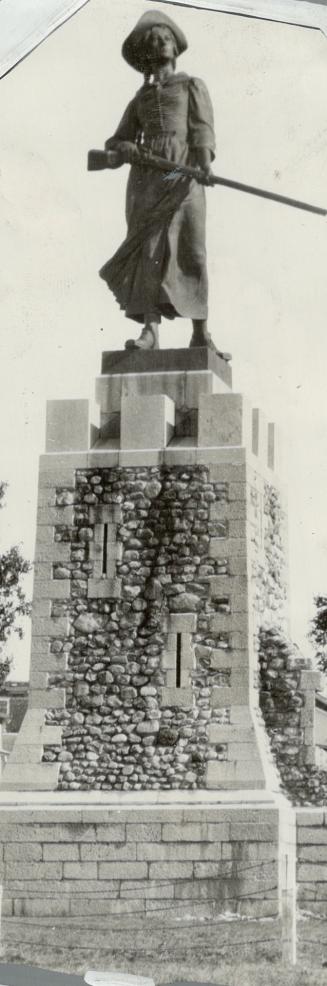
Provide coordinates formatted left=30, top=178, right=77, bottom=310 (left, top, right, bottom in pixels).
left=122, top=10, right=188, bottom=73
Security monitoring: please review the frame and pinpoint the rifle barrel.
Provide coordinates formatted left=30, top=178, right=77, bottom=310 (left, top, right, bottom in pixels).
left=138, top=153, right=326, bottom=216
left=211, top=175, right=327, bottom=217
left=88, top=148, right=326, bottom=217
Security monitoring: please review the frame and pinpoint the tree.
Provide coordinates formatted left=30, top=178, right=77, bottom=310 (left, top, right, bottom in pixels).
left=310, top=594, right=327, bottom=674
left=0, top=482, right=31, bottom=685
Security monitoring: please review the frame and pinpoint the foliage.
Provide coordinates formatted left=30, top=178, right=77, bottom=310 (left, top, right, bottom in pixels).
left=310, top=594, right=327, bottom=673
left=0, top=482, right=31, bottom=684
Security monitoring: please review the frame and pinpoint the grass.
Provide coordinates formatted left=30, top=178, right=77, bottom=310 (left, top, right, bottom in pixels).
left=0, top=913, right=326, bottom=986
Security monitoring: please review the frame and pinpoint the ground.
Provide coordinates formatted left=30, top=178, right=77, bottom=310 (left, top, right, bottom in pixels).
left=0, top=912, right=326, bottom=984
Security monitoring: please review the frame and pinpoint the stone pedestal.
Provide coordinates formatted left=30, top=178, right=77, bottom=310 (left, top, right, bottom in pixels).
left=0, top=348, right=297, bottom=960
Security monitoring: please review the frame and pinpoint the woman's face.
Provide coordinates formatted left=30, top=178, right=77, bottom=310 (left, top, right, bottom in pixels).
left=143, top=26, right=177, bottom=65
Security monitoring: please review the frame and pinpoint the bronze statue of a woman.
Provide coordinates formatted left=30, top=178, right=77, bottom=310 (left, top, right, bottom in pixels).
left=99, top=10, right=217, bottom=352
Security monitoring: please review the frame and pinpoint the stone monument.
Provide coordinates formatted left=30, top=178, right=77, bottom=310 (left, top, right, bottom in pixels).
left=0, top=345, right=299, bottom=961
left=1, top=7, right=317, bottom=963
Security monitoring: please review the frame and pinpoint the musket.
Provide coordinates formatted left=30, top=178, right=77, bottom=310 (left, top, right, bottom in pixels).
left=88, top=148, right=326, bottom=218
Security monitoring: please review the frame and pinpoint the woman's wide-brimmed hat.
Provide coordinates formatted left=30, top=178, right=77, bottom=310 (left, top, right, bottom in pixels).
left=122, top=10, right=188, bottom=72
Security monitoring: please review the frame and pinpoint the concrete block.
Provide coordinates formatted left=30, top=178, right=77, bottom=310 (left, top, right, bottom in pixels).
left=1, top=900, right=13, bottom=916
left=5, top=862, right=63, bottom=880
left=297, top=827, right=327, bottom=844
left=119, top=450, right=162, bottom=467
left=31, top=616, right=69, bottom=637
left=297, top=811, right=325, bottom=826
left=39, top=456, right=87, bottom=484
left=31, top=654, right=68, bottom=674
left=136, top=842, right=222, bottom=862
left=63, top=862, right=97, bottom=879
left=70, top=899, right=139, bottom=917
left=167, top=613, right=197, bottom=633
left=0, top=822, right=96, bottom=842
left=46, top=399, right=98, bottom=453
left=9, top=744, right=43, bottom=764
left=29, top=672, right=49, bottom=690
left=163, top=447, right=198, bottom=467
left=210, top=686, right=232, bottom=708
left=208, top=724, right=254, bottom=744
left=297, top=845, right=327, bottom=862
left=162, top=822, right=230, bottom=842
left=31, top=599, right=51, bottom=619
left=120, top=393, right=175, bottom=450
left=0, top=764, right=60, bottom=791
left=43, top=844, right=79, bottom=861
left=229, top=705, right=254, bottom=726
left=95, top=824, right=125, bottom=842
left=193, top=862, right=221, bottom=878
left=161, top=687, right=193, bottom=708
left=210, top=612, right=249, bottom=634
left=148, top=862, right=193, bottom=879
left=29, top=689, right=65, bottom=709
left=4, top=844, right=42, bottom=862
left=301, top=670, right=321, bottom=690
left=41, top=542, right=71, bottom=563
left=252, top=407, right=268, bottom=462
left=121, top=882, right=175, bottom=900
left=209, top=650, right=247, bottom=671
left=210, top=537, right=247, bottom=558
left=90, top=505, right=121, bottom=524
left=33, top=580, right=71, bottom=599
left=34, top=527, right=54, bottom=547
left=81, top=843, right=136, bottom=862
left=87, top=577, right=122, bottom=599
left=206, top=759, right=264, bottom=788
left=14, top=898, right=71, bottom=918
left=297, top=863, right=327, bottom=882
left=98, top=862, right=148, bottom=879
left=198, top=393, right=252, bottom=449
left=230, top=822, right=278, bottom=841
left=227, top=741, right=259, bottom=760
left=37, top=505, right=74, bottom=526
left=126, top=823, right=162, bottom=842
left=228, top=555, right=249, bottom=575
left=268, top=421, right=277, bottom=471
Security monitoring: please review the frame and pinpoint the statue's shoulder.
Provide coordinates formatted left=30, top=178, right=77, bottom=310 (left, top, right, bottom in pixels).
left=188, top=75, right=209, bottom=90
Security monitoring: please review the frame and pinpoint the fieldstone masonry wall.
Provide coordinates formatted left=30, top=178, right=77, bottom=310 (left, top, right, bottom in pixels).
left=1, top=352, right=290, bottom=794
left=0, top=350, right=298, bottom=960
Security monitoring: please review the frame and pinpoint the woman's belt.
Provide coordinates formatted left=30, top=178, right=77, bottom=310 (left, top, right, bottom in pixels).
left=142, top=130, right=187, bottom=139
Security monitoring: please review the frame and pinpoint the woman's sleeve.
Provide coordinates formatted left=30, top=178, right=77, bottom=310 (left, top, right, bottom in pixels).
left=188, top=77, right=216, bottom=161
left=104, top=97, right=140, bottom=150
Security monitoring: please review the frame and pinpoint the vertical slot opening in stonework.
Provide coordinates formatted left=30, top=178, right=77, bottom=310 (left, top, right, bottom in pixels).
left=176, top=633, right=182, bottom=687
left=102, top=523, right=108, bottom=575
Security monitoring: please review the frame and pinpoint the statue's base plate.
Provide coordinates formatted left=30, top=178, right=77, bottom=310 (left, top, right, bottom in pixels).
left=101, top=347, right=232, bottom=387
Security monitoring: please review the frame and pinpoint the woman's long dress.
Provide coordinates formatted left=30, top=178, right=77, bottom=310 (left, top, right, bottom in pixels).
left=99, top=72, right=216, bottom=323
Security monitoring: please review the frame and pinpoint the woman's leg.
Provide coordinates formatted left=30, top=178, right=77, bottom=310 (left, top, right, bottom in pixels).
left=125, top=312, right=161, bottom=350
left=190, top=319, right=232, bottom=362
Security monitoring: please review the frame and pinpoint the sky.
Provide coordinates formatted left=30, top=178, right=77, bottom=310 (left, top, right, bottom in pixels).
left=0, top=0, right=326, bottom=678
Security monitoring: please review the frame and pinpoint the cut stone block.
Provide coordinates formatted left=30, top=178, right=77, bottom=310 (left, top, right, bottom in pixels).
left=198, top=393, right=252, bottom=449
left=120, top=393, right=175, bottom=450
left=101, top=347, right=232, bottom=386
left=161, top=687, right=193, bottom=708
left=46, top=399, right=99, bottom=453
left=0, top=764, right=60, bottom=791
left=206, top=758, right=265, bottom=788
left=87, top=577, right=122, bottom=599
left=252, top=407, right=268, bottom=463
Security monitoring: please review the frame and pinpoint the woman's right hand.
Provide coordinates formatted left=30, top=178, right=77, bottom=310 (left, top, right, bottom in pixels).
left=117, top=141, right=141, bottom=164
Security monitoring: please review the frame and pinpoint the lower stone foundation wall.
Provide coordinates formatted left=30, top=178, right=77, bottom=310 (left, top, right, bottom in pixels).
left=297, top=808, right=327, bottom=915
left=0, top=802, right=286, bottom=924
